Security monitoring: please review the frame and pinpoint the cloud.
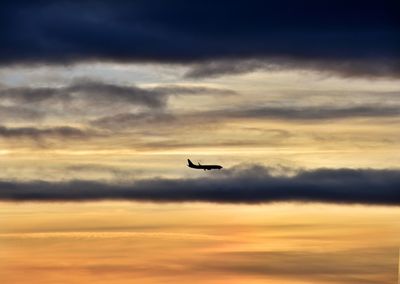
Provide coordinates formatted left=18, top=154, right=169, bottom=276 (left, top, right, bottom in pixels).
left=217, top=105, right=400, bottom=120
left=1, top=1, right=398, bottom=78
left=0, top=105, right=44, bottom=122
left=0, top=79, right=237, bottom=123
left=0, top=165, right=399, bottom=205
left=150, top=85, right=236, bottom=96
left=0, top=79, right=235, bottom=108
left=185, top=58, right=400, bottom=79
left=0, top=125, right=92, bottom=139
left=91, top=104, right=400, bottom=132
left=64, top=164, right=142, bottom=181
left=64, top=80, right=167, bottom=108
left=91, top=112, right=176, bottom=131
left=1, top=79, right=166, bottom=109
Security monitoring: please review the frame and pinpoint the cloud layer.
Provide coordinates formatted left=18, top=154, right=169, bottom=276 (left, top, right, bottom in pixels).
left=1, top=165, right=399, bottom=205
left=1, top=1, right=399, bottom=78
left=92, top=104, right=400, bottom=133
left=0, top=79, right=236, bottom=126
left=185, top=58, right=400, bottom=79
left=0, top=79, right=235, bottom=109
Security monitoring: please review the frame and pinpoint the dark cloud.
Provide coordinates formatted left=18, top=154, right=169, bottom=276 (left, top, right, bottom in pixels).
left=91, top=104, right=400, bottom=132
left=64, top=79, right=167, bottom=108
left=185, top=58, right=400, bottom=79
left=1, top=1, right=398, bottom=77
left=1, top=80, right=165, bottom=109
left=0, top=79, right=235, bottom=109
left=217, top=105, right=400, bottom=120
left=0, top=80, right=236, bottom=124
left=0, top=87, right=58, bottom=103
left=0, top=125, right=92, bottom=139
left=151, top=85, right=236, bottom=96
left=0, top=165, right=399, bottom=205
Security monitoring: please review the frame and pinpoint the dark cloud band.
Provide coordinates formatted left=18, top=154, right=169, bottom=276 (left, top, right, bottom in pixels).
left=1, top=165, right=399, bottom=205
left=1, top=1, right=398, bottom=78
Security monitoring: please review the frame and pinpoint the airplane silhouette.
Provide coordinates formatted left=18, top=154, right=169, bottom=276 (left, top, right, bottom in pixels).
left=187, top=159, right=223, bottom=171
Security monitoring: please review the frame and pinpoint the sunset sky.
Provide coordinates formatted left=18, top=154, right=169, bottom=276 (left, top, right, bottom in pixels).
left=0, top=1, right=399, bottom=283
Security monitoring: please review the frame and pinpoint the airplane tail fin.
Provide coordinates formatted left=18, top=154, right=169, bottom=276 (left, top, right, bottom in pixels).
left=187, top=159, right=194, bottom=166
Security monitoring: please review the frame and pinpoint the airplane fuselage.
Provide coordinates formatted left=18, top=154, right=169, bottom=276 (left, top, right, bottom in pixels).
left=187, top=159, right=222, bottom=170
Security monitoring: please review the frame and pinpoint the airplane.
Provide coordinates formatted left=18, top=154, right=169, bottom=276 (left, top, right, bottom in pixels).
left=187, top=159, right=223, bottom=171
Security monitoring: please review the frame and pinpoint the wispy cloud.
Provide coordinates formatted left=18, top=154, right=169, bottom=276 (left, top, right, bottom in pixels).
left=92, top=104, right=400, bottom=132
left=0, top=79, right=237, bottom=123
left=0, top=125, right=92, bottom=139
left=1, top=79, right=211, bottom=109
left=185, top=58, right=400, bottom=79
left=0, top=105, right=44, bottom=122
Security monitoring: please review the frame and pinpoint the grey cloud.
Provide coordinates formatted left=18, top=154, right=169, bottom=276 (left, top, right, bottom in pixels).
left=1, top=80, right=165, bottom=108
left=0, top=80, right=236, bottom=105
left=218, top=105, right=400, bottom=120
left=91, top=112, right=176, bottom=131
left=140, top=140, right=277, bottom=151
left=185, top=60, right=269, bottom=79
left=91, top=113, right=293, bottom=150
left=151, top=85, right=236, bottom=96
left=185, top=59, right=400, bottom=79
left=0, top=105, right=44, bottom=122
left=91, top=104, right=400, bottom=132
left=65, top=80, right=167, bottom=108
left=0, top=165, right=399, bottom=205
left=0, top=125, right=92, bottom=139
left=0, top=79, right=238, bottom=125
left=1, top=87, right=59, bottom=103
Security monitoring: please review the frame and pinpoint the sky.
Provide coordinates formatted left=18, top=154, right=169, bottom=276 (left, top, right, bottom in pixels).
left=0, top=1, right=399, bottom=283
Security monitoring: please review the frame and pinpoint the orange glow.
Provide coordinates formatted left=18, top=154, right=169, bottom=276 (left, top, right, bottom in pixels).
left=0, top=202, right=399, bottom=284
